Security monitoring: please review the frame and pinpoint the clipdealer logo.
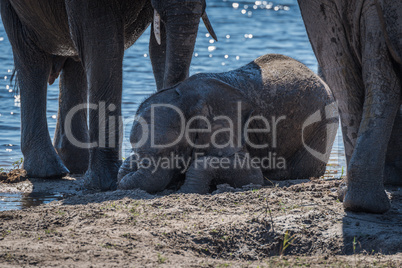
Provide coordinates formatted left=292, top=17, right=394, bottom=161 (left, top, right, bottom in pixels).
left=301, top=102, right=339, bottom=162
left=62, top=101, right=339, bottom=168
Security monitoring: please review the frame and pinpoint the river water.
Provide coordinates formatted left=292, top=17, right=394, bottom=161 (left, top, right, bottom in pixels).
left=0, top=0, right=346, bottom=202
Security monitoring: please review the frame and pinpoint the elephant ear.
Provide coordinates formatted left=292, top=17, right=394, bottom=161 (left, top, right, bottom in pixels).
left=186, top=77, right=254, bottom=153
left=199, top=77, right=253, bottom=116
left=376, top=0, right=402, bottom=64
left=181, top=77, right=254, bottom=122
left=202, top=78, right=259, bottom=148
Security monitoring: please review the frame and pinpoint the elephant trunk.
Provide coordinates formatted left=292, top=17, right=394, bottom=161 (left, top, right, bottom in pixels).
left=118, top=168, right=152, bottom=192
left=118, top=156, right=174, bottom=193
left=117, top=154, right=138, bottom=184
left=162, top=3, right=202, bottom=88
left=151, top=1, right=217, bottom=89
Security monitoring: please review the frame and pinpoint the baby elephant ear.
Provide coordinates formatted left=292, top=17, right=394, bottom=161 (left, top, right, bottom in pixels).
left=376, top=0, right=402, bottom=64
left=183, top=77, right=254, bottom=117
left=194, top=77, right=254, bottom=149
left=201, top=77, right=254, bottom=110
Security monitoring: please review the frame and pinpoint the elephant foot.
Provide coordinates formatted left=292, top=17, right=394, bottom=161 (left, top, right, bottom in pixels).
left=83, top=150, right=120, bottom=191
left=84, top=163, right=119, bottom=191
left=117, top=155, right=138, bottom=184
left=117, top=172, right=137, bottom=190
left=384, top=163, right=402, bottom=186
left=23, top=148, right=69, bottom=178
left=343, top=182, right=391, bottom=214
left=56, top=146, right=89, bottom=175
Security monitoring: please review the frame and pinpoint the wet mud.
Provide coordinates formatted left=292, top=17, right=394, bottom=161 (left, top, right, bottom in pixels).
left=0, top=169, right=27, bottom=184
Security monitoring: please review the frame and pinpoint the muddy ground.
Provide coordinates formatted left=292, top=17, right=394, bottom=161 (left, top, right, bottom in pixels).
left=0, top=175, right=401, bottom=267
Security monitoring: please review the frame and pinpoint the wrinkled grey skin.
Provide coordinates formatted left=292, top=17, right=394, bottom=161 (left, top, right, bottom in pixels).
left=0, top=0, right=208, bottom=190
left=298, top=0, right=402, bottom=213
left=118, top=54, right=339, bottom=194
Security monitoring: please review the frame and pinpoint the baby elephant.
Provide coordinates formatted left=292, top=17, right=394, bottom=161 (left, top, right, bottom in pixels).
left=118, top=54, right=339, bottom=193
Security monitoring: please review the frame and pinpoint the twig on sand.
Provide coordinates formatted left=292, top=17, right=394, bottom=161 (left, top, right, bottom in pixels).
left=255, top=197, right=275, bottom=233
left=265, top=198, right=275, bottom=233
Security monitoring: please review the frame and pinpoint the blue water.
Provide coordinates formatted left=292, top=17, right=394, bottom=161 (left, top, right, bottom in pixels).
left=0, top=0, right=346, bottom=174
left=0, top=192, right=64, bottom=211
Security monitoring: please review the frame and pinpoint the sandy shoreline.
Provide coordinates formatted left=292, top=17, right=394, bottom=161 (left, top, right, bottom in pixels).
left=0, top=176, right=401, bottom=266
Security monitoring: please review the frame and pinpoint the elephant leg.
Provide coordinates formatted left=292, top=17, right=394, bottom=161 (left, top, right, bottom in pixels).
left=65, top=2, right=124, bottom=190
left=298, top=0, right=365, bottom=166
left=180, top=154, right=264, bottom=194
left=220, top=154, right=264, bottom=188
left=1, top=1, right=68, bottom=178
left=180, top=157, right=214, bottom=194
left=53, top=58, right=89, bottom=174
left=343, top=4, right=401, bottom=213
left=377, top=0, right=402, bottom=185
left=384, top=105, right=402, bottom=185
left=17, top=53, right=69, bottom=178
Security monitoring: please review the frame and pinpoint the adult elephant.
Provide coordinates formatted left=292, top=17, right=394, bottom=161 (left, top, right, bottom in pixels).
left=298, top=0, right=401, bottom=213
left=0, top=0, right=217, bottom=190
